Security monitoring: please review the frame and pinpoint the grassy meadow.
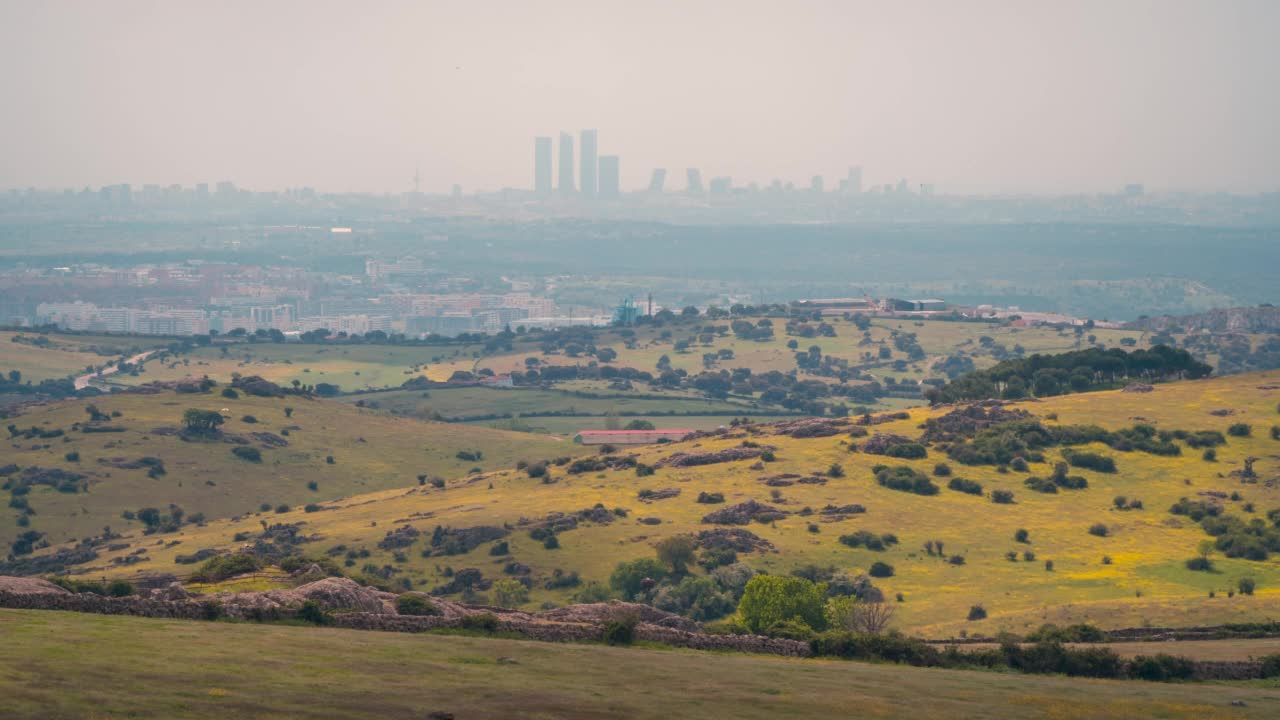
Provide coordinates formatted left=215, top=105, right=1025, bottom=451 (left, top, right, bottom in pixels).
left=3, top=609, right=1279, bottom=720
left=39, top=370, right=1280, bottom=638
left=0, top=389, right=585, bottom=549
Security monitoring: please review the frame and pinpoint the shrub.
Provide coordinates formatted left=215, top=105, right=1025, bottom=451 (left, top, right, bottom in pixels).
left=1062, top=450, right=1116, bottom=473
left=64, top=451, right=80, bottom=462
left=1014, top=528, right=1029, bottom=543
left=868, top=561, right=895, bottom=578
left=1185, top=557, right=1213, bottom=571
left=1025, top=623, right=1106, bottom=643
left=1239, top=578, right=1256, bottom=595
left=303, top=503, right=320, bottom=513
left=221, top=388, right=239, bottom=399
left=1227, top=423, right=1252, bottom=438
left=543, top=534, right=560, bottom=550
left=1128, top=654, right=1194, bottom=681
left=933, top=462, right=952, bottom=477
left=460, top=613, right=500, bottom=632
left=967, top=605, right=987, bottom=621
left=1202, top=448, right=1217, bottom=462
left=296, top=600, right=329, bottom=625
left=190, top=553, right=259, bottom=582
left=1010, top=457, right=1029, bottom=472
left=948, top=555, right=966, bottom=566
left=1261, top=653, right=1280, bottom=679
left=602, top=617, right=637, bottom=646
left=1088, top=523, right=1109, bottom=537
left=884, top=443, right=927, bottom=460
left=231, top=446, right=262, bottom=463
left=839, top=531, right=899, bottom=552
left=875, top=466, right=939, bottom=496
left=200, top=600, right=223, bottom=620
left=1272, top=425, right=1280, bottom=441
left=241, top=415, right=258, bottom=424
left=396, top=594, right=439, bottom=616
left=947, top=477, right=983, bottom=495
left=696, top=491, right=725, bottom=504
left=991, top=490, right=1014, bottom=504
left=489, top=540, right=510, bottom=556
left=828, top=463, right=845, bottom=478
left=765, top=617, right=817, bottom=641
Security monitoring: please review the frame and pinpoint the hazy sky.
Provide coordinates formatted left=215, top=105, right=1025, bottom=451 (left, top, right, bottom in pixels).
left=2, top=0, right=1278, bottom=194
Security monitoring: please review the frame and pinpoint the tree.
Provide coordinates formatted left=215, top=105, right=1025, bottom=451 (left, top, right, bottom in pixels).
left=492, top=579, right=530, bottom=607
left=655, top=535, right=696, bottom=574
left=182, top=408, right=224, bottom=435
left=825, top=596, right=896, bottom=635
left=609, top=558, right=669, bottom=600
left=736, top=575, right=828, bottom=633
left=625, top=419, right=656, bottom=431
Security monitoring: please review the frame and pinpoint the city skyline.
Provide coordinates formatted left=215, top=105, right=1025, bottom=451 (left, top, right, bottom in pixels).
left=2, top=2, right=1278, bottom=195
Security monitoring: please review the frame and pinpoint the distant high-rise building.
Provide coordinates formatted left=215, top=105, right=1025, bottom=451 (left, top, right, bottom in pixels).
left=920, top=183, right=935, bottom=196
left=686, top=168, right=704, bottom=194
left=811, top=175, right=824, bottom=193
left=196, top=183, right=209, bottom=199
left=598, top=155, right=620, bottom=198
left=648, top=168, right=667, bottom=193
left=534, top=137, right=553, bottom=196
left=846, top=166, right=863, bottom=194
left=709, top=177, right=732, bottom=194
left=579, top=129, right=598, bottom=198
left=558, top=132, right=575, bottom=194
left=896, top=178, right=910, bottom=194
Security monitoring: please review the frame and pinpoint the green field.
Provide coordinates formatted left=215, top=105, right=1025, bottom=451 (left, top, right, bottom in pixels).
left=0, top=331, right=172, bottom=383
left=0, top=389, right=586, bottom=549
left=3, top=609, right=1278, bottom=720
left=341, top=385, right=759, bottom=421
left=46, top=370, right=1280, bottom=637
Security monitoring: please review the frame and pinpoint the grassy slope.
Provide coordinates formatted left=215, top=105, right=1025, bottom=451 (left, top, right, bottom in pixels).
left=1, top=389, right=585, bottom=548
left=2, top=609, right=1278, bottom=720
left=0, top=331, right=172, bottom=383
left=59, top=370, right=1280, bottom=637
left=340, top=385, right=759, bottom=420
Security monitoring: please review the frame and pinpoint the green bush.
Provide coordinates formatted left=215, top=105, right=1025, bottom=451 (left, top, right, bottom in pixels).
left=1014, top=528, right=1029, bottom=543
left=1088, top=523, right=1109, bottom=537
left=868, top=561, right=894, bottom=578
left=1227, top=423, right=1252, bottom=438
left=231, top=446, right=262, bottom=463
left=875, top=466, right=939, bottom=496
left=933, top=462, right=952, bottom=477
left=396, top=594, right=439, bottom=616
left=296, top=600, right=329, bottom=625
left=1239, top=577, right=1256, bottom=595
left=602, top=616, right=638, bottom=645
left=991, top=490, right=1015, bottom=504
left=190, top=553, right=259, bottom=583
left=967, top=605, right=987, bottom=621
left=1128, top=654, right=1195, bottom=681
left=947, top=477, right=983, bottom=495
left=1260, top=653, right=1280, bottom=679
left=460, top=612, right=500, bottom=632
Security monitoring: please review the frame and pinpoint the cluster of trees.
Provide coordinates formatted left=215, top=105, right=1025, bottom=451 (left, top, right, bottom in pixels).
left=928, top=345, right=1212, bottom=403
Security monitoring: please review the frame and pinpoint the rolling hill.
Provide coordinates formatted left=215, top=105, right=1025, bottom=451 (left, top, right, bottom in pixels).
left=22, top=369, right=1280, bottom=638
left=0, top=385, right=587, bottom=553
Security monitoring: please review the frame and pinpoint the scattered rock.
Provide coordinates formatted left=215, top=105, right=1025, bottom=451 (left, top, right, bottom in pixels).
left=1122, top=383, right=1154, bottom=393
left=0, top=576, right=71, bottom=595
left=701, top=500, right=788, bottom=525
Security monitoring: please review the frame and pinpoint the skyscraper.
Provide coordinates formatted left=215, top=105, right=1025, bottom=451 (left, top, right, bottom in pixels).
left=846, top=166, right=863, bottom=194
left=686, top=168, right=704, bottom=194
left=647, top=168, right=667, bottom=193
left=558, top=132, right=575, bottom=195
left=579, top=129, right=598, bottom=198
left=534, top=137, right=552, bottom=196
left=598, top=155, right=620, bottom=198
left=811, top=175, right=824, bottom=193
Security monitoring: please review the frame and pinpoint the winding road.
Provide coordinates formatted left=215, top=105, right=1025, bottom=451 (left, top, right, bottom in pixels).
left=74, top=350, right=158, bottom=390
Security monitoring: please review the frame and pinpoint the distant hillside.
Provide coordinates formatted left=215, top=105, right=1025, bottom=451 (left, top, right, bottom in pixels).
left=1127, top=306, right=1280, bottom=334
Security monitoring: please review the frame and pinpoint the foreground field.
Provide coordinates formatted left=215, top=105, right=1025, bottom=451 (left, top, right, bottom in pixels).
left=2, top=609, right=1278, bottom=720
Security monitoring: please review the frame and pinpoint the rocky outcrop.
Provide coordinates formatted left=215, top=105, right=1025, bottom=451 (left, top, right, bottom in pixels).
left=701, top=500, right=788, bottom=525
left=0, top=576, right=71, bottom=595
left=657, top=447, right=765, bottom=468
